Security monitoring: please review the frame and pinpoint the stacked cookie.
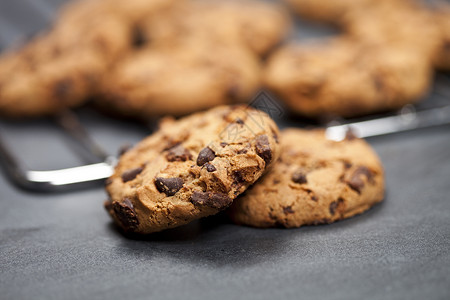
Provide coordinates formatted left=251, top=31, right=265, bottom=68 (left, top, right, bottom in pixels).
left=105, top=105, right=384, bottom=233
left=266, top=0, right=450, bottom=118
left=0, top=0, right=289, bottom=118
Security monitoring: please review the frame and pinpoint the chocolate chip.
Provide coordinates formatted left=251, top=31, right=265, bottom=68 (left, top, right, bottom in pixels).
left=329, top=198, right=344, bottom=215
left=329, top=202, right=338, bottom=215
left=197, top=147, right=215, bottom=166
left=204, top=163, right=216, bottom=172
left=166, top=144, right=192, bottom=162
left=342, top=160, right=352, bottom=169
left=346, top=166, right=374, bottom=194
left=283, top=206, right=294, bottom=214
left=54, top=79, right=73, bottom=99
left=154, top=177, right=184, bottom=196
left=291, top=170, right=307, bottom=184
left=112, top=198, right=139, bottom=230
left=220, top=142, right=228, bottom=147
left=190, top=191, right=232, bottom=209
left=132, top=26, right=146, bottom=48
left=121, top=167, right=144, bottom=183
left=235, top=118, right=244, bottom=125
left=255, top=135, right=272, bottom=164
left=273, top=179, right=280, bottom=184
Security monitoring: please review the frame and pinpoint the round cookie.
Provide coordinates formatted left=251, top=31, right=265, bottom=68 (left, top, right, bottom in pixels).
left=98, top=41, right=261, bottom=118
left=104, top=105, right=281, bottom=234
left=343, top=0, right=441, bottom=61
left=263, top=38, right=432, bottom=118
left=229, top=129, right=384, bottom=228
left=140, top=0, right=290, bottom=55
left=0, top=0, right=132, bottom=117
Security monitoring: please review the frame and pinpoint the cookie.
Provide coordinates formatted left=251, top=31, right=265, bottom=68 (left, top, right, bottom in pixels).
left=0, top=0, right=175, bottom=118
left=140, top=0, right=290, bottom=55
left=98, top=41, right=261, bottom=118
left=0, top=0, right=132, bottom=117
left=104, top=105, right=281, bottom=234
left=229, top=129, right=384, bottom=228
left=343, top=0, right=441, bottom=61
left=263, top=38, right=432, bottom=118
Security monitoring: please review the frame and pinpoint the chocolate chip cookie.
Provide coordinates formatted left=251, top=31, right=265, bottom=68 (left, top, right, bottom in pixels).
left=98, top=41, right=261, bottom=118
left=141, top=0, right=290, bottom=55
left=105, top=105, right=281, bottom=234
left=229, top=129, right=384, bottom=228
left=264, top=38, right=432, bottom=118
left=0, top=0, right=133, bottom=117
left=0, top=0, right=175, bottom=118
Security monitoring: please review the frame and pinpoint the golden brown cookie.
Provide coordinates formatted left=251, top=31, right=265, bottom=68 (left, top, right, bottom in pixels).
left=0, top=0, right=131, bottom=117
left=141, top=0, right=290, bottom=55
left=0, top=0, right=175, bottom=118
left=99, top=41, right=261, bottom=118
left=105, top=105, right=281, bottom=234
left=229, top=129, right=384, bottom=228
left=263, top=38, right=432, bottom=118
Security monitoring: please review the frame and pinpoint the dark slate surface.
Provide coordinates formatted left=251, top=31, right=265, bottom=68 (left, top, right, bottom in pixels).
left=1, top=1, right=450, bottom=300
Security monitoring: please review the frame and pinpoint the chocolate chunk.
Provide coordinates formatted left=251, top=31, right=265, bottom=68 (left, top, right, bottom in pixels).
left=121, top=167, right=144, bottom=183
left=132, top=26, right=146, bottom=47
left=220, top=142, right=228, bottom=147
left=283, top=206, right=294, bottom=214
left=54, top=79, right=73, bottom=99
left=197, top=147, right=215, bottom=166
left=204, top=163, right=216, bottom=172
left=255, top=135, right=272, bottom=164
left=329, top=198, right=344, bottom=215
left=342, top=160, right=352, bottom=169
left=166, top=144, right=192, bottom=162
left=190, top=191, right=232, bottom=209
left=329, top=202, right=338, bottom=215
left=346, top=166, right=374, bottom=194
left=112, top=198, right=139, bottom=230
left=235, top=118, right=244, bottom=125
left=155, top=177, right=184, bottom=196
left=291, top=170, right=307, bottom=184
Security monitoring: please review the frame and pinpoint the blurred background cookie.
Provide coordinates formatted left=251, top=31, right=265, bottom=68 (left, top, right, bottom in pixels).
left=98, top=41, right=261, bottom=118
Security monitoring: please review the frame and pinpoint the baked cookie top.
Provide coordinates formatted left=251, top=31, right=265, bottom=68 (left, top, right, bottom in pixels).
left=98, top=41, right=261, bottom=118
left=263, top=38, right=432, bottom=118
left=141, top=0, right=290, bottom=55
left=229, top=128, right=384, bottom=228
left=105, top=105, right=281, bottom=234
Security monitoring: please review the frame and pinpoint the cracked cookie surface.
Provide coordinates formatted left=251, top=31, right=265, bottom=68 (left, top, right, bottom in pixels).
left=105, top=105, right=281, bottom=234
left=229, top=129, right=384, bottom=228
